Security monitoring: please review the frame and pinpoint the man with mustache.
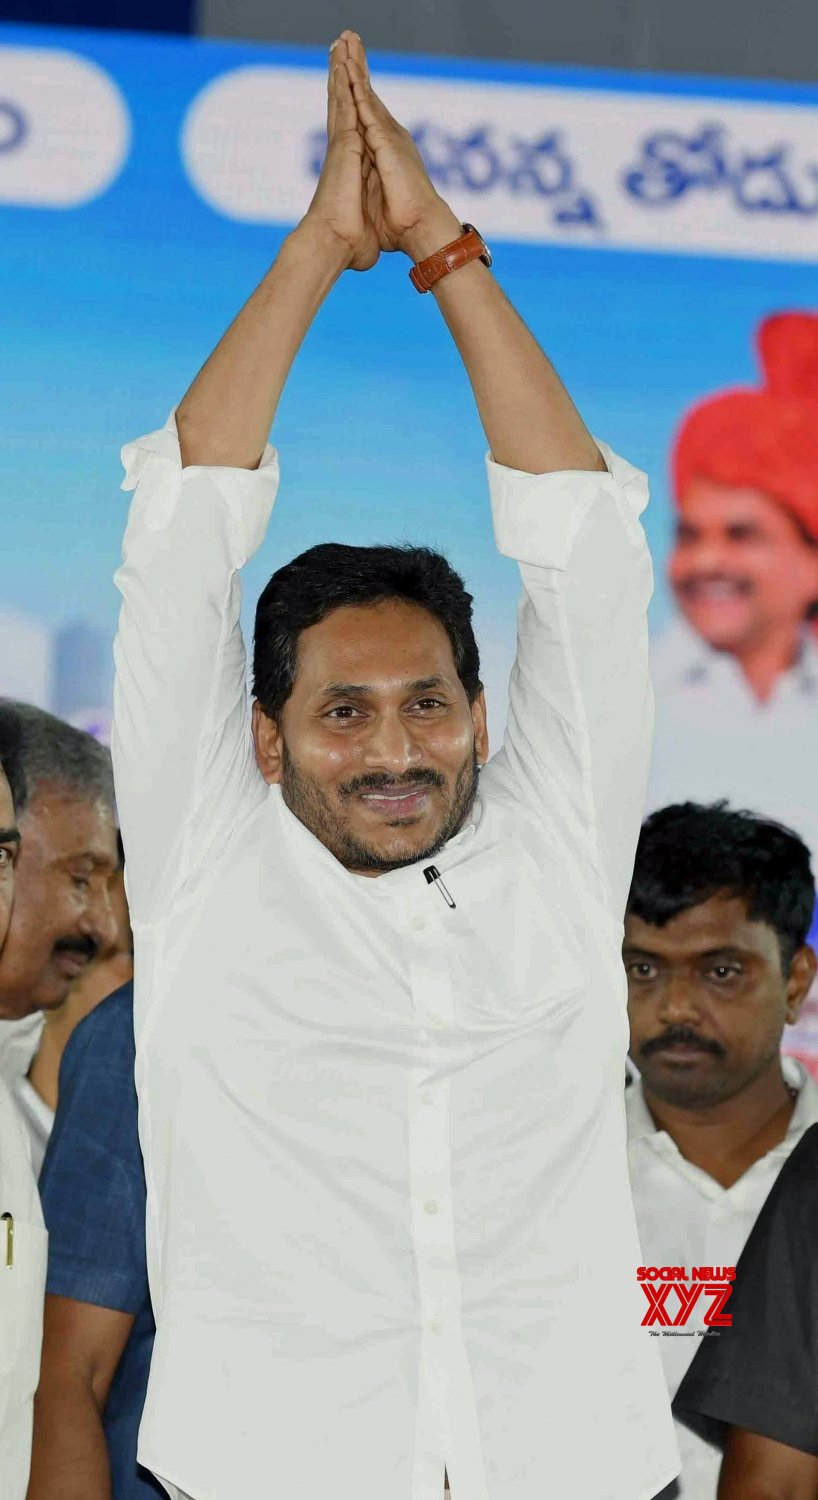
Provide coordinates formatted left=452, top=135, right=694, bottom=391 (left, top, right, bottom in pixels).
left=647, top=313, right=818, bottom=863
left=112, top=29, right=677, bottom=1500
left=0, top=701, right=119, bottom=1170
left=624, top=801, right=818, bottom=1499
left=0, top=716, right=48, bottom=1500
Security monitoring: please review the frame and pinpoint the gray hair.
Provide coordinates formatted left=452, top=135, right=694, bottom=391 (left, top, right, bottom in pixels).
left=0, top=700, right=115, bottom=817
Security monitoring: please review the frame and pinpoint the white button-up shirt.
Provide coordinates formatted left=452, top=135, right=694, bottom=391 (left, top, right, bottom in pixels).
left=112, top=417, right=679, bottom=1500
left=0, top=1029, right=47, bottom=1500
left=648, top=619, right=818, bottom=862
left=0, top=1013, right=53, bottom=1178
left=627, top=1060, right=818, bottom=1499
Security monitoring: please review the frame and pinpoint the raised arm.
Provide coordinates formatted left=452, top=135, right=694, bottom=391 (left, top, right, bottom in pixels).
left=113, top=44, right=378, bottom=921
left=345, top=34, right=651, bottom=910
left=344, top=33, right=602, bottom=477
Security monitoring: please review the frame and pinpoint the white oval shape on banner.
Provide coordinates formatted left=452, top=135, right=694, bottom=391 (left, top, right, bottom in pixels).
left=181, top=62, right=818, bottom=261
left=0, top=46, right=130, bottom=207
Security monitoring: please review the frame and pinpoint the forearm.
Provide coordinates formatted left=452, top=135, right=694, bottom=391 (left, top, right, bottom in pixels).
left=403, top=205, right=603, bottom=476
left=27, top=1380, right=111, bottom=1500
left=718, top=1429, right=818, bottom=1500
left=177, top=217, right=348, bottom=470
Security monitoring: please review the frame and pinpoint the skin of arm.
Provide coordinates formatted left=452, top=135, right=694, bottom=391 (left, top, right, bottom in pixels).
left=176, top=29, right=602, bottom=479
left=176, top=35, right=378, bottom=471
left=27, top=1296, right=135, bottom=1500
left=718, top=1427, right=818, bottom=1500
left=342, top=32, right=604, bottom=476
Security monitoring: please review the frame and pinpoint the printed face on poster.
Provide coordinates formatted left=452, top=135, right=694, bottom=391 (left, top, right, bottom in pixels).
left=2, top=24, right=818, bottom=1040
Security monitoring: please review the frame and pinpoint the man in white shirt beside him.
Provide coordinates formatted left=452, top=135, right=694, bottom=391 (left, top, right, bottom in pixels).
left=0, top=701, right=120, bottom=1173
left=647, top=313, right=818, bottom=862
left=624, top=800, right=818, bottom=1500
left=0, top=719, right=46, bottom=1500
left=113, top=31, right=677, bottom=1500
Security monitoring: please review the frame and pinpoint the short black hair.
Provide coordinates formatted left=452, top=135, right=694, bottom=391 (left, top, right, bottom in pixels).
left=0, top=712, right=25, bottom=815
left=253, top=542, right=482, bottom=721
left=627, top=801, right=816, bottom=973
left=0, top=700, right=115, bottom=817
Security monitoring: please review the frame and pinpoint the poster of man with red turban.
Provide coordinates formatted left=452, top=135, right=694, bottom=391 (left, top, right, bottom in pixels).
left=647, top=311, right=818, bottom=864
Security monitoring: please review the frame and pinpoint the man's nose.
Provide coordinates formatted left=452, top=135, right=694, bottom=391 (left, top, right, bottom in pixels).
left=78, top=883, right=119, bottom=955
left=656, top=973, right=701, bottom=1026
left=362, top=713, right=423, bottom=771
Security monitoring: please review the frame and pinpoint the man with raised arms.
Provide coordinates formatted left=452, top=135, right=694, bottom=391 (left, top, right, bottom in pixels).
left=113, top=31, right=677, bottom=1500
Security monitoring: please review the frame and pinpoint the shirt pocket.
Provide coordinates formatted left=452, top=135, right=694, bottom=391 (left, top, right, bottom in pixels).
left=0, top=1217, right=48, bottom=1394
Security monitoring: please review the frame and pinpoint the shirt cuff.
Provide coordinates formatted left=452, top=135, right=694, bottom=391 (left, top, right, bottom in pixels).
left=487, top=439, right=648, bottom=571
left=121, top=409, right=280, bottom=565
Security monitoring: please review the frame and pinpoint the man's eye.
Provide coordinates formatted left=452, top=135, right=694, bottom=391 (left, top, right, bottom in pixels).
left=326, top=705, right=362, bottom=719
left=627, top=962, right=657, bottom=980
left=0, top=847, right=14, bottom=870
left=709, top=965, right=740, bottom=981
left=413, top=698, right=446, bottom=711
left=72, top=875, right=91, bottom=890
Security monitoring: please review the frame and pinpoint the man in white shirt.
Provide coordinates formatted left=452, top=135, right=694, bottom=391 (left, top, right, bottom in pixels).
left=0, top=718, right=48, bottom=1500
left=0, top=702, right=119, bottom=1171
left=113, top=32, right=678, bottom=1500
left=647, top=313, right=818, bottom=861
left=625, top=801, right=818, bottom=1499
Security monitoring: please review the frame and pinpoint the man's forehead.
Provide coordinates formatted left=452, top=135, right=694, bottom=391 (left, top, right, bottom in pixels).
left=625, top=893, right=772, bottom=952
left=22, top=783, right=118, bottom=862
left=296, top=602, right=457, bottom=686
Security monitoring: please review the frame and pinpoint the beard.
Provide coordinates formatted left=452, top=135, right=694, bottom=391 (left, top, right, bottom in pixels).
left=280, top=742, right=480, bottom=873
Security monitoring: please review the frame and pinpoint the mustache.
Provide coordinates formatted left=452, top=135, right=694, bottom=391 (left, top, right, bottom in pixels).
left=52, top=934, right=99, bottom=963
left=338, top=769, right=446, bottom=799
left=640, top=1025, right=725, bottom=1060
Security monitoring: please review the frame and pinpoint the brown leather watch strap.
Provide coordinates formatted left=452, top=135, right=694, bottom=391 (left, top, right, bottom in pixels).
left=409, top=223, right=492, bottom=294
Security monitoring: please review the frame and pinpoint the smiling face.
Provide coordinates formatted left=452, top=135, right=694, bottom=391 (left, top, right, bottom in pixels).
left=625, top=893, right=817, bottom=1110
left=253, top=598, right=488, bottom=874
left=0, top=783, right=120, bottom=1018
left=669, top=479, right=818, bottom=654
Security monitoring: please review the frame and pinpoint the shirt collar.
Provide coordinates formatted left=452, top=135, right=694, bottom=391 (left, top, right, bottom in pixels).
left=0, top=1012, right=44, bottom=1086
left=657, top=619, right=818, bottom=694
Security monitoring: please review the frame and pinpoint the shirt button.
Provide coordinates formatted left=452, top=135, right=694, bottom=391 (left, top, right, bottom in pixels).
left=420, top=1090, right=433, bottom=1106
left=424, top=1199, right=439, bottom=1215
left=430, top=1321, right=443, bottom=1334
left=411, top=914, right=427, bottom=932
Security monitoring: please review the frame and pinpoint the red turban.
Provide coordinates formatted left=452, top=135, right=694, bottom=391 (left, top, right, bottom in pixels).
left=672, top=312, right=818, bottom=542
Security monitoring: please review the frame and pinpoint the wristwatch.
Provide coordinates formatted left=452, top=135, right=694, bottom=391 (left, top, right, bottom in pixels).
left=409, top=223, right=492, bottom=294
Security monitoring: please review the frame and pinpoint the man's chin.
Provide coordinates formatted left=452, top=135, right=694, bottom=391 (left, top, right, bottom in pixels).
left=343, top=823, right=447, bottom=874
left=679, top=605, right=756, bottom=655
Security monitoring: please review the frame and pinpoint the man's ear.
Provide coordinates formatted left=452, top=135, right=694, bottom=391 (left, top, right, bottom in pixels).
left=252, top=701, right=285, bottom=784
left=471, top=687, right=489, bottom=765
left=785, top=944, right=818, bottom=1025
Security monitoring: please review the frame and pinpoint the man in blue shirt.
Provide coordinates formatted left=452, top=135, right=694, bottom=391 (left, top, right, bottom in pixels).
left=27, top=981, right=162, bottom=1499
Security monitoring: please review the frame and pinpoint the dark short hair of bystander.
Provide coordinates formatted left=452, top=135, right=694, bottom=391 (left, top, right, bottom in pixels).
left=627, top=801, right=815, bottom=974
left=0, top=700, right=115, bottom=815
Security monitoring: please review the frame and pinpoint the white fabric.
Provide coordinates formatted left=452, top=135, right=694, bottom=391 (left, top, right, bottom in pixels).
left=648, top=618, right=818, bottom=860
left=0, top=1014, right=53, bottom=1179
left=0, top=1034, right=47, bottom=1500
left=627, top=1058, right=818, bottom=1499
left=112, top=415, right=679, bottom=1500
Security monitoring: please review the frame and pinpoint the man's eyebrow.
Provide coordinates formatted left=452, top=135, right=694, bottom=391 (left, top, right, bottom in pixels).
left=319, top=675, right=448, bottom=697
left=0, top=827, right=20, bottom=845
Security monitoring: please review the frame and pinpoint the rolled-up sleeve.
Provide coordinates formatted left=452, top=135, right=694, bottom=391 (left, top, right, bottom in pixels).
left=486, top=442, right=654, bottom=914
left=113, top=414, right=279, bottom=923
